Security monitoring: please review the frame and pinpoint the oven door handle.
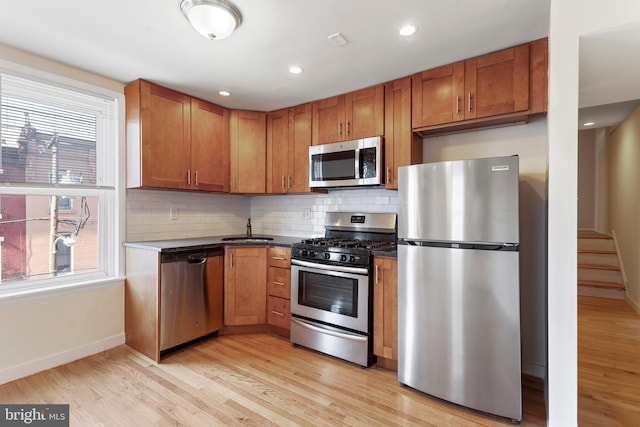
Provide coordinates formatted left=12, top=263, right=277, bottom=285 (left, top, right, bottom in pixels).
left=291, top=318, right=367, bottom=342
left=291, top=259, right=369, bottom=275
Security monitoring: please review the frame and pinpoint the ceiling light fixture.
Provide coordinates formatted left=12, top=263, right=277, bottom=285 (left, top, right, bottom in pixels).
left=180, top=0, right=242, bottom=41
left=218, top=90, right=231, bottom=96
left=584, top=122, right=595, bottom=126
left=399, top=24, right=418, bottom=37
left=289, top=66, right=303, bottom=75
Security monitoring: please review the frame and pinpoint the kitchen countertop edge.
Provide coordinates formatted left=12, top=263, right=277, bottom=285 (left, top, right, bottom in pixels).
left=123, top=235, right=304, bottom=252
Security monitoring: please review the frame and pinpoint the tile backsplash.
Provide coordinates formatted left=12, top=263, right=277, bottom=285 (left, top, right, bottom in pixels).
left=126, top=187, right=398, bottom=241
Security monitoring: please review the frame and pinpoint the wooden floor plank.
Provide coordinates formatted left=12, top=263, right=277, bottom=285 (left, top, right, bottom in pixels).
left=578, top=295, right=640, bottom=427
left=0, top=332, right=546, bottom=426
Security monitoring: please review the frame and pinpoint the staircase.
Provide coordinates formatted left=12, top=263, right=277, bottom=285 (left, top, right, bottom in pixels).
left=578, top=231, right=625, bottom=299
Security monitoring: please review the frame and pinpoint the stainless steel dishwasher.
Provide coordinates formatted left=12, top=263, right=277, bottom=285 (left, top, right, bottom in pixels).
left=159, top=247, right=224, bottom=351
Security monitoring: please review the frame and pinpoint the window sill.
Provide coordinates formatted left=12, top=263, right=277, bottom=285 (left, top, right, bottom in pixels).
left=0, top=275, right=125, bottom=307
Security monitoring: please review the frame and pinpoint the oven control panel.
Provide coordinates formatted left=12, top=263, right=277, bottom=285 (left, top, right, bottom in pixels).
left=292, top=247, right=369, bottom=266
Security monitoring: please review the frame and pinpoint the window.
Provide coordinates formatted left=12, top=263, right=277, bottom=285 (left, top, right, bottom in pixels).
left=0, top=66, right=121, bottom=291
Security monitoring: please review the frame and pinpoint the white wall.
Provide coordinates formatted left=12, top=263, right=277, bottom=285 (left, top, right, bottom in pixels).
left=422, top=117, right=548, bottom=379
left=0, top=284, right=124, bottom=384
left=548, top=2, right=640, bottom=425
left=578, top=130, right=596, bottom=230
left=606, top=105, right=640, bottom=309
left=0, top=44, right=126, bottom=385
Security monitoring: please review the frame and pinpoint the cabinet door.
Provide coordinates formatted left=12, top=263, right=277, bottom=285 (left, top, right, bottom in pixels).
left=191, top=99, right=230, bottom=192
left=345, top=84, right=384, bottom=140
left=412, top=62, right=465, bottom=128
left=230, top=110, right=266, bottom=193
left=373, top=257, right=398, bottom=361
left=205, top=253, right=224, bottom=333
left=384, top=77, right=422, bottom=189
left=266, top=108, right=289, bottom=193
left=224, top=247, right=267, bottom=325
left=288, top=103, right=311, bottom=192
left=139, top=81, right=191, bottom=189
left=312, top=95, right=346, bottom=145
left=465, top=44, right=530, bottom=119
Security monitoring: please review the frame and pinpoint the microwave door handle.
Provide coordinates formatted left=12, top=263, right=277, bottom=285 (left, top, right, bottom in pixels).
left=354, top=148, right=360, bottom=179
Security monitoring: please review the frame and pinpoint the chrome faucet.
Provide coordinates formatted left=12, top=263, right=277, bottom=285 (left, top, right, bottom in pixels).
left=246, top=218, right=252, bottom=237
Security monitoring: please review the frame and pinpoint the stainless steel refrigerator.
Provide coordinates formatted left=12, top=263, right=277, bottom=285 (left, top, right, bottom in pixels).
left=397, top=155, right=521, bottom=422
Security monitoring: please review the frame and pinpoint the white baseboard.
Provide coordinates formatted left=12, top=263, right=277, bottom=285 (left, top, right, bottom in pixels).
left=523, top=362, right=546, bottom=380
left=0, top=333, right=125, bottom=385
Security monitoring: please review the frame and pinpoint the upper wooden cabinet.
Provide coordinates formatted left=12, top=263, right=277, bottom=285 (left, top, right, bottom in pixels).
left=412, top=38, right=547, bottom=134
left=191, top=99, right=230, bottom=192
left=125, top=79, right=229, bottom=191
left=266, top=103, right=311, bottom=193
left=383, top=77, right=422, bottom=189
left=230, top=110, right=266, bottom=194
left=312, top=84, right=384, bottom=145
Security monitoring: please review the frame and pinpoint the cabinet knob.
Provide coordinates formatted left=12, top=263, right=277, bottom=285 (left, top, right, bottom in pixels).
left=346, top=120, right=350, bottom=136
left=195, top=170, right=199, bottom=186
left=187, top=169, right=191, bottom=185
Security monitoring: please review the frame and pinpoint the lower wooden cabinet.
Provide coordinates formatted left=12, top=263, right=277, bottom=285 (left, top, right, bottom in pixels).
left=224, top=246, right=268, bottom=325
left=268, top=296, right=291, bottom=329
left=373, top=256, right=398, bottom=366
left=267, top=247, right=291, bottom=333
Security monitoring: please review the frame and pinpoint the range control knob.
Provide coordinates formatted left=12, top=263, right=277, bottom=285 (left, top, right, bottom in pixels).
left=301, top=250, right=308, bottom=257
left=324, top=252, right=331, bottom=260
left=309, top=251, right=316, bottom=258
left=349, top=255, right=356, bottom=263
left=340, top=254, right=347, bottom=262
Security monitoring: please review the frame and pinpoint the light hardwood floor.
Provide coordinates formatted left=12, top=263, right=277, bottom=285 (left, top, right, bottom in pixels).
left=578, top=295, right=640, bottom=426
left=1, top=332, right=546, bottom=426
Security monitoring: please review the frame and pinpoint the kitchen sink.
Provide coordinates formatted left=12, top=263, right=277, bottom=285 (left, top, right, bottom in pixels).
left=221, top=236, right=274, bottom=242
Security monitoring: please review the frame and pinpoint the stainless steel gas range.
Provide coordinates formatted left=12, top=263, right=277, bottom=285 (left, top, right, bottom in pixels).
left=290, top=212, right=397, bottom=367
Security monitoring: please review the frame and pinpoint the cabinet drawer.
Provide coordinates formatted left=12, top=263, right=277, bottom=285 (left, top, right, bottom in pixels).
left=268, top=266, right=291, bottom=298
left=269, top=246, right=291, bottom=268
left=268, top=296, right=291, bottom=329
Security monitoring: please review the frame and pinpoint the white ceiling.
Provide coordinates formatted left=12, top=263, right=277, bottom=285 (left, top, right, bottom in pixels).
left=0, top=0, right=549, bottom=111
left=578, top=19, right=640, bottom=130
left=0, top=1, right=637, bottom=131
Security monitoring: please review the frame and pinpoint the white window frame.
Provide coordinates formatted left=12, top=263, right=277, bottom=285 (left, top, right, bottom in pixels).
left=0, top=59, right=125, bottom=300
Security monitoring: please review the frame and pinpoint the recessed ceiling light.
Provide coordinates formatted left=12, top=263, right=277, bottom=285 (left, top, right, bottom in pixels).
left=584, top=122, right=595, bottom=126
left=219, top=90, right=231, bottom=96
left=399, top=25, right=418, bottom=37
left=289, top=66, right=303, bottom=75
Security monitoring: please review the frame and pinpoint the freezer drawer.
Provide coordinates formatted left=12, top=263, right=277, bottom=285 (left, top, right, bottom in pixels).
left=398, top=244, right=522, bottom=421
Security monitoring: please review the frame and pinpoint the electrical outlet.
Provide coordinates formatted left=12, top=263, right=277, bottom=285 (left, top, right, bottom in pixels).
left=302, top=208, right=312, bottom=219
left=169, top=207, right=178, bottom=220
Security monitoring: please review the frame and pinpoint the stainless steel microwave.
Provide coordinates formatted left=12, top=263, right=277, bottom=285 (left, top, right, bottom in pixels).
left=309, top=136, right=382, bottom=188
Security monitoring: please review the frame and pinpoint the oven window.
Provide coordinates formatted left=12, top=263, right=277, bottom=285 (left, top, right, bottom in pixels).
left=311, top=151, right=356, bottom=181
left=298, top=271, right=358, bottom=317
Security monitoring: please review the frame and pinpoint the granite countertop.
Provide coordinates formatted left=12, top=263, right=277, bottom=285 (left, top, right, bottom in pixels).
left=123, top=234, right=305, bottom=252
left=371, top=248, right=397, bottom=258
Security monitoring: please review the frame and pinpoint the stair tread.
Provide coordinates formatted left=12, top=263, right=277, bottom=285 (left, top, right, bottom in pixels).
left=578, top=249, right=617, bottom=254
left=577, top=231, right=613, bottom=239
left=578, top=279, right=625, bottom=289
left=578, top=263, right=620, bottom=271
